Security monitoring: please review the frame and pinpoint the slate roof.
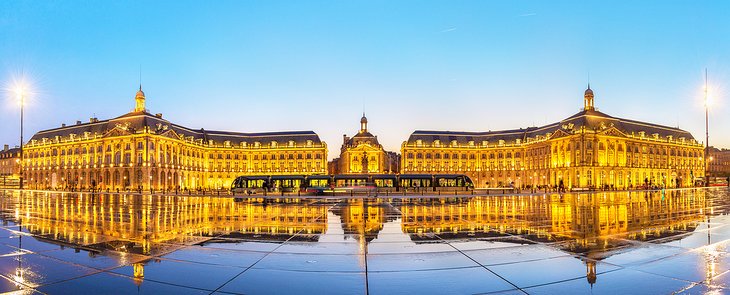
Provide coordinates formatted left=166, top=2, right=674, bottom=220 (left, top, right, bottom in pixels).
left=406, top=109, right=695, bottom=145
left=29, top=111, right=323, bottom=146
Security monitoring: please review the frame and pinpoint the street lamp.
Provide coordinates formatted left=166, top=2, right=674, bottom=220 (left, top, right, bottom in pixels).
left=11, top=81, right=28, bottom=190
left=704, top=69, right=710, bottom=186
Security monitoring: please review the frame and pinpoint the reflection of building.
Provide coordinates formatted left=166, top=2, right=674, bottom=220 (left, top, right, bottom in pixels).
left=330, top=114, right=399, bottom=174
left=332, top=199, right=398, bottom=241
left=1, top=189, right=719, bottom=288
left=708, top=146, right=730, bottom=178
left=398, top=191, right=706, bottom=245
left=0, top=194, right=329, bottom=254
left=401, top=87, right=705, bottom=188
left=0, top=145, right=21, bottom=188
left=21, top=87, right=328, bottom=191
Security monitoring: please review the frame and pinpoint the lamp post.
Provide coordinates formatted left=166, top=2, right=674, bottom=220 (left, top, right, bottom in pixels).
left=704, top=69, right=710, bottom=186
left=15, top=84, right=25, bottom=190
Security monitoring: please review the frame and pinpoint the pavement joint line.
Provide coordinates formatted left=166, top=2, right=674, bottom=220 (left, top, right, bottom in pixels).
left=515, top=267, right=626, bottom=291
left=431, top=213, right=528, bottom=294
left=47, top=267, right=215, bottom=293
left=208, top=200, right=340, bottom=294
left=622, top=265, right=708, bottom=285
left=0, top=272, right=38, bottom=292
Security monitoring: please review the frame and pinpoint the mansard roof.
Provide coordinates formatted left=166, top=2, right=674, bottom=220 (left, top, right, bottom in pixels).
left=406, top=109, right=695, bottom=146
left=29, top=111, right=323, bottom=146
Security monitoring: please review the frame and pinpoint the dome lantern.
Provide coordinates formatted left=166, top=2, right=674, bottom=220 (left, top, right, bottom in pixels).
left=360, top=113, right=368, bottom=133
left=584, top=84, right=595, bottom=111
left=134, top=85, right=146, bottom=112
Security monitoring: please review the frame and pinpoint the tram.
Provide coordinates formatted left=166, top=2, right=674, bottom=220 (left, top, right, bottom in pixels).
left=231, top=174, right=474, bottom=195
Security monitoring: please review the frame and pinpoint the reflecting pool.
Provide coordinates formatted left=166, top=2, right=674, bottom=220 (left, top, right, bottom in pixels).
left=1, top=188, right=729, bottom=294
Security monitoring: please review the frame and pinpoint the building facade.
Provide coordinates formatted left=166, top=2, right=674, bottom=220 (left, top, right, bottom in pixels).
left=708, top=147, right=730, bottom=178
left=401, top=87, right=705, bottom=189
left=331, top=114, right=399, bottom=174
left=22, top=87, right=328, bottom=191
left=0, top=145, right=21, bottom=188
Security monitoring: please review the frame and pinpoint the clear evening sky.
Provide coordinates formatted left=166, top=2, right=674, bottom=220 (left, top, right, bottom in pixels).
left=1, top=1, right=728, bottom=159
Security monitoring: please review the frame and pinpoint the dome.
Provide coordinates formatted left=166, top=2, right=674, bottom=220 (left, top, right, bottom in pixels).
left=360, top=114, right=367, bottom=124
left=136, top=88, right=145, bottom=98
left=584, top=85, right=593, bottom=96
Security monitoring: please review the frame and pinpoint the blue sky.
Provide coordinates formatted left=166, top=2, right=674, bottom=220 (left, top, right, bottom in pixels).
left=1, top=1, right=728, bottom=159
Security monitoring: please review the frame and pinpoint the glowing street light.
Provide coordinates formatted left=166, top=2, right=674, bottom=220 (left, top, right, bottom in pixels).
left=10, top=79, right=29, bottom=190
left=704, top=69, right=710, bottom=186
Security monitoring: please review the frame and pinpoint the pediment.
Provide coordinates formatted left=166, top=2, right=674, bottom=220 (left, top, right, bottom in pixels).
left=548, top=129, right=571, bottom=140
left=103, top=126, right=132, bottom=138
left=599, top=127, right=627, bottom=138
left=348, top=143, right=382, bottom=152
left=159, top=129, right=183, bottom=140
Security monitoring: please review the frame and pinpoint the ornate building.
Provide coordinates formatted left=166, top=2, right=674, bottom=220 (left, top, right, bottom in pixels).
left=21, top=87, right=328, bottom=191
left=708, top=147, right=730, bottom=178
left=331, top=114, right=399, bottom=174
left=0, top=145, right=21, bottom=188
left=401, top=86, right=705, bottom=189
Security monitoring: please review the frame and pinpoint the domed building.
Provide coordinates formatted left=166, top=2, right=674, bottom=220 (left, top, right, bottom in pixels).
left=332, top=114, right=399, bottom=174
left=21, top=85, right=328, bottom=191
left=402, top=86, right=705, bottom=189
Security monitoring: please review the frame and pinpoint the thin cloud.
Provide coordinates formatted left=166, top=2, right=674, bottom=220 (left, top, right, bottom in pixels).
left=519, top=13, right=537, bottom=17
left=440, top=27, right=457, bottom=33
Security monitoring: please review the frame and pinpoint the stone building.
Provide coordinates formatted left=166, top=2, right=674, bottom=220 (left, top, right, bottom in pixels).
left=0, top=145, right=21, bottom=188
left=21, top=86, right=328, bottom=191
left=331, top=114, right=399, bottom=174
left=402, top=86, right=705, bottom=189
left=708, top=147, right=730, bottom=178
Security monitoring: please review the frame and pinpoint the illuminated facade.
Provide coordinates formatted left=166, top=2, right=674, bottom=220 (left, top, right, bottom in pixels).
left=708, top=147, right=730, bottom=178
left=332, top=114, right=399, bottom=174
left=0, top=145, right=21, bottom=188
left=401, top=87, right=705, bottom=189
left=0, top=189, right=717, bottom=286
left=21, top=87, right=328, bottom=191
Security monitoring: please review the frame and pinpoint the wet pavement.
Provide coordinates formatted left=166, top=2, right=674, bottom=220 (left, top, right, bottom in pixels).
left=0, top=187, right=729, bottom=294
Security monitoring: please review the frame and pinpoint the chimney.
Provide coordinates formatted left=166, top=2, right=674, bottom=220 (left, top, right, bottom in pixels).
left=76, top=120, right=81, bottom=125
left=155, top=113, right=163, bottom=118
left=90, top=117, right=98, bottom=123
left=3, top=144, right=8, bottom=151
left=62, top=123, right=66, bottom=127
